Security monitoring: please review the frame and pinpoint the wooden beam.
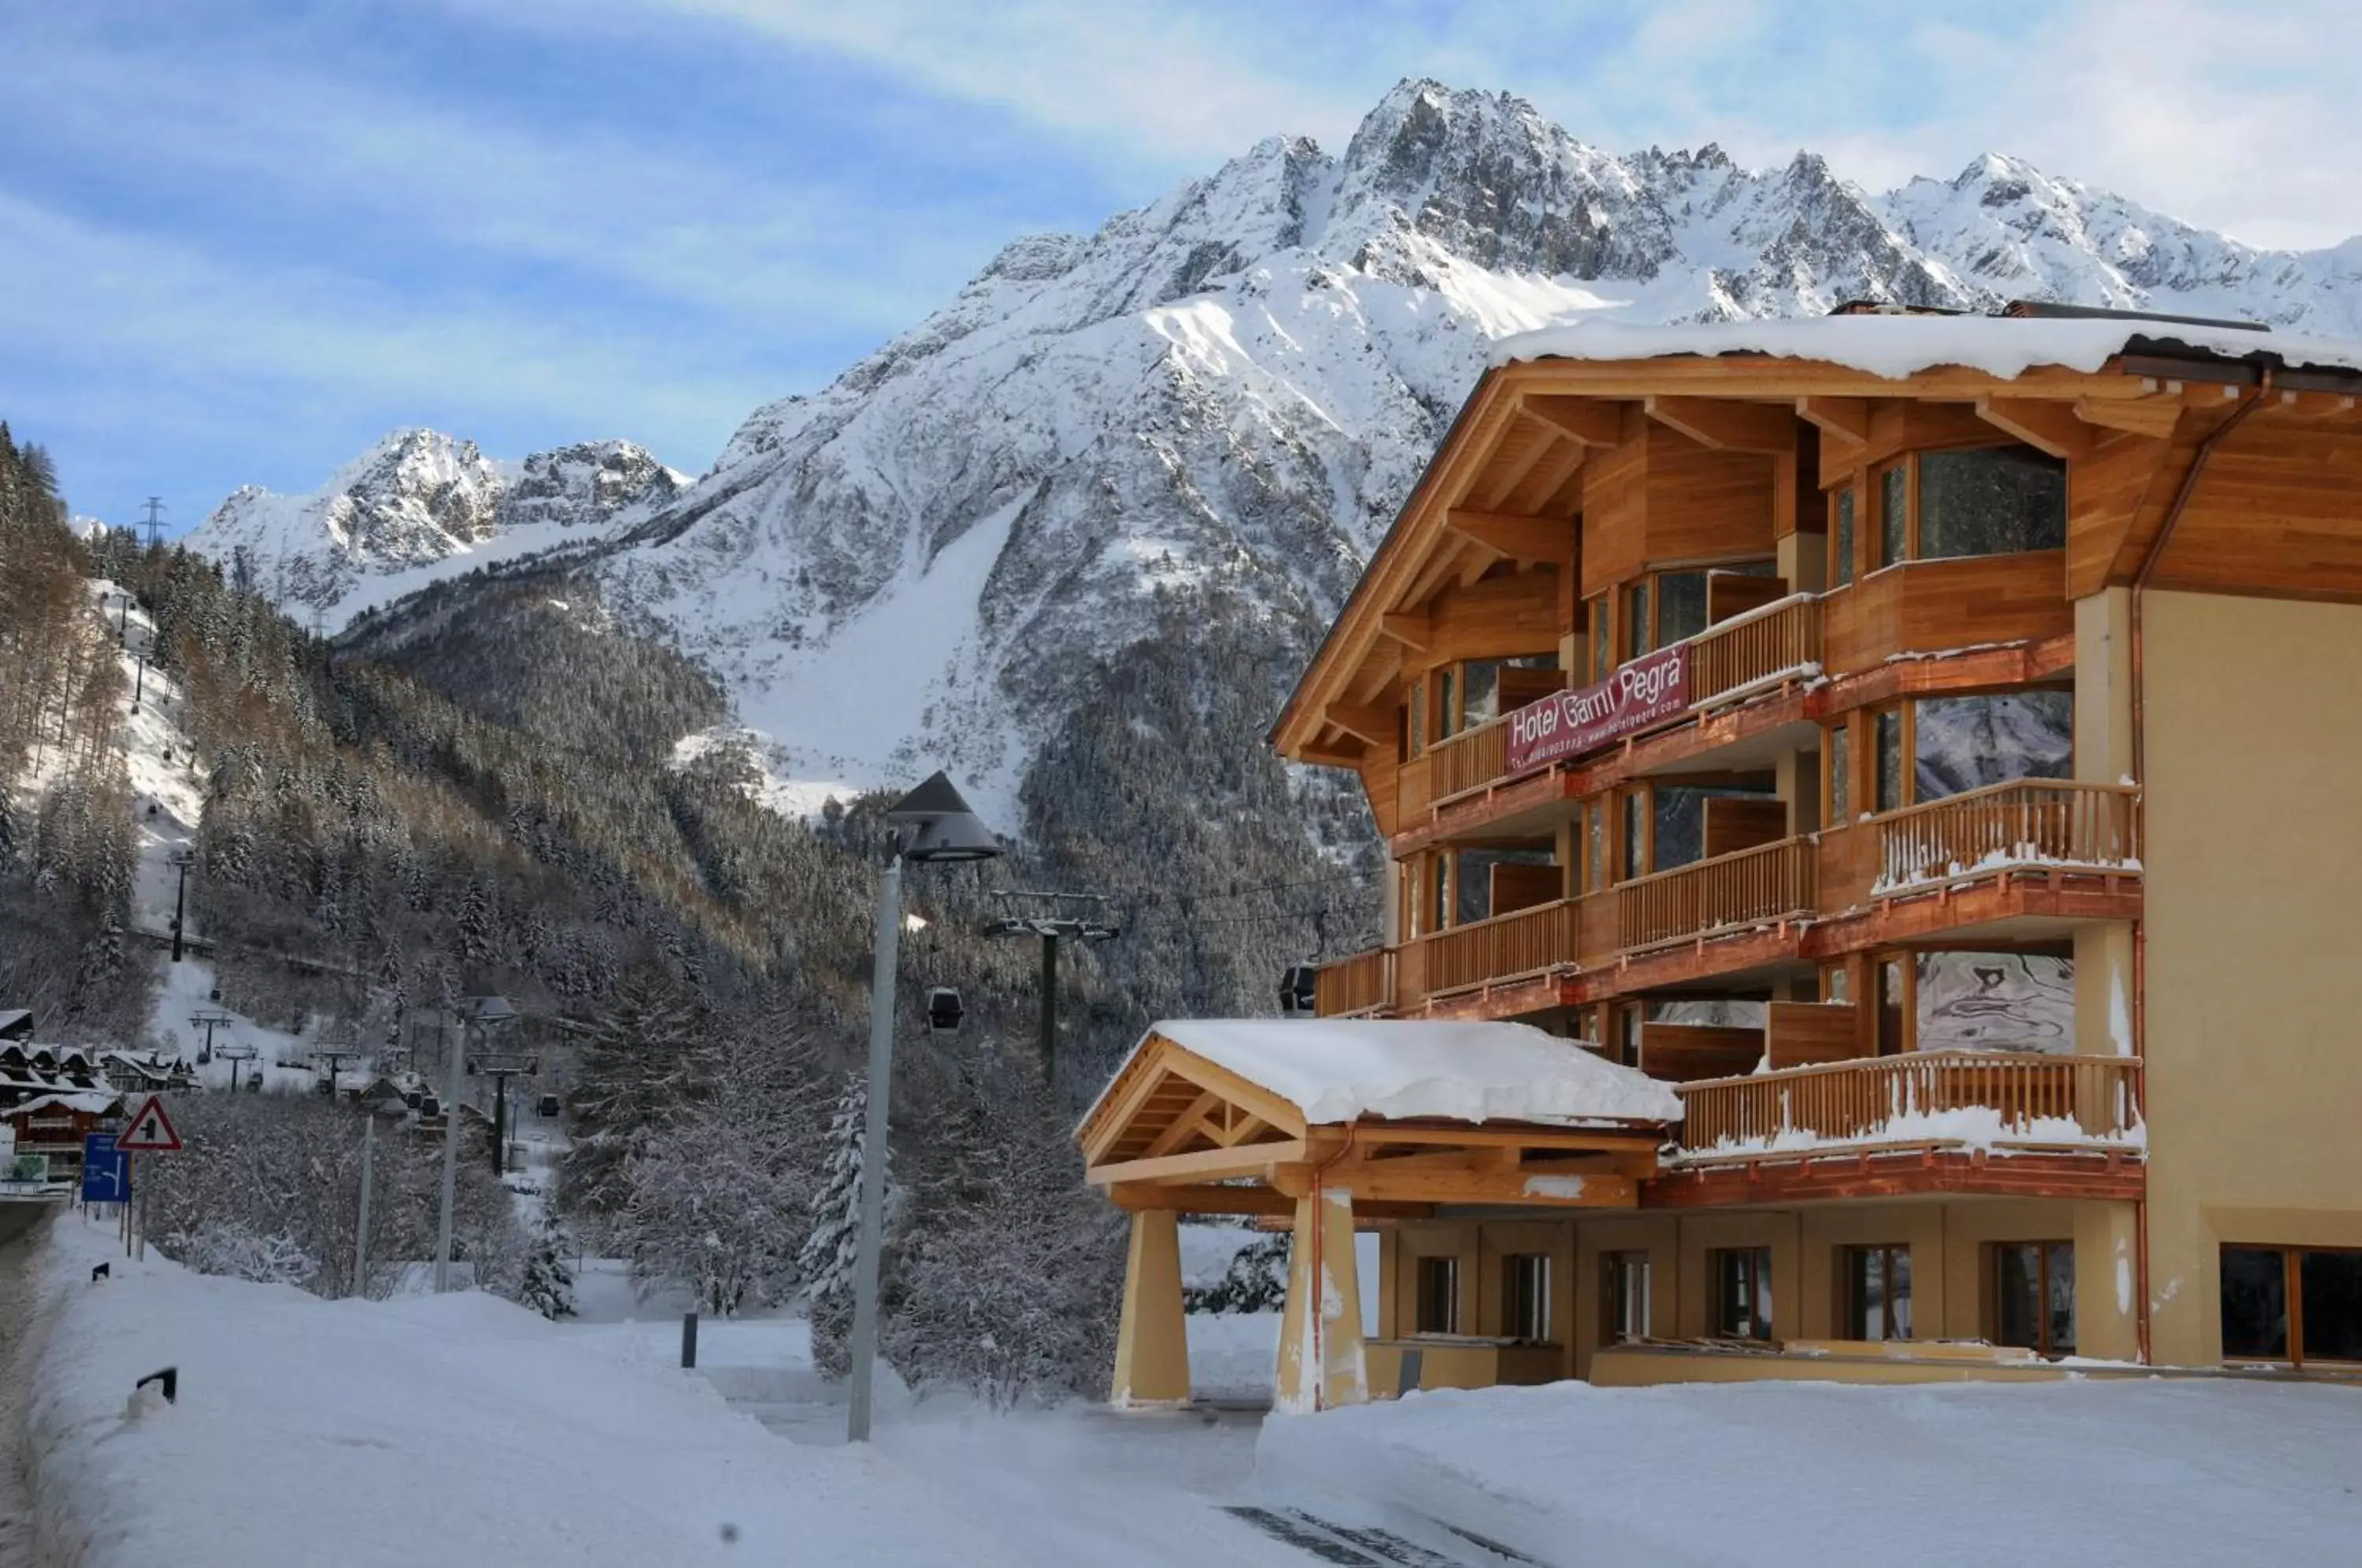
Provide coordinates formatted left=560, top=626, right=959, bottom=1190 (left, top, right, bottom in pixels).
left=1141, top=1091, right=1221, bottom=1159
left=1080, top=1064, right=1175, bottom=1164
left=1212, top=1111, right=1268, bottom=1148
left=1325, top=703, right=1395, bottom=748
left=1155, top=1047, right=1311, bottom=1140
left=1341, top=1124, right=1663, bottom=1153
left=1643, top=395, right=1796, bottom=453
left=2072, top=395, right=2182, bottom=440
left=1443, top=508, right=1572, bottom=564
left=1105, top=1182, right=1434, bottom=1219
left=1346, top=1165, right=1641, bottom=1208
left=1298, top=744, right=1367, bottom=769
left=1521, top=395, right=1626, bottom=446
left=1378, top=611, right=1431, bottom=650
left=1794, top=395, right=1870, bottom=446
left=1087, top=1138, right=1309, bottom=1187
left=1975, top=397, right=2094, bottom=460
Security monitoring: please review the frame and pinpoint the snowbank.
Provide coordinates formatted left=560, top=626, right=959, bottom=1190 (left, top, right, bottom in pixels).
left=1256, top=1378, right=2362, bottom=1565
left=1492, top=312, right=2362, bottom=380
left=13, top=1215, right=1024, bottom=1567
left=1131, top=1019, right=1683, bottom=1126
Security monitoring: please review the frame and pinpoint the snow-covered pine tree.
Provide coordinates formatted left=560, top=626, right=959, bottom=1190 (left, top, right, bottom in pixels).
left=802, top=1072, right=885, bottom=1378
left=520, top=1215, right=577, bottom=1320
left=557, top=963, right=713, bottom=1218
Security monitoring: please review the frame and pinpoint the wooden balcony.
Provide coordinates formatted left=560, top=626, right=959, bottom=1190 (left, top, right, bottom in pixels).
left=1427, top=718, right=1508, bottom=803
left=1617, top=838, right=1816, bottom=952
left=1672, top=1051, right=2145, bottom=1162
left=1688, top=594, right=1822, bottom=709
left=1820, top=549, right=2071, bottom=675
left=1425, top=898, right=1580, bottom=996
left=1314, top=946, right=1396, bottom=1017
left=1872, top=780, right=2139, bottom=894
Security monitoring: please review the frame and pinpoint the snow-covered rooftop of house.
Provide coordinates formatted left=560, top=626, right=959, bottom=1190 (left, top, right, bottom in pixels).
left=8, top=1091, right=120, bottom=1118
left=1491, top=314, right=2362, bottom=383
left=1132, top=1018, right=1683, bottom=1126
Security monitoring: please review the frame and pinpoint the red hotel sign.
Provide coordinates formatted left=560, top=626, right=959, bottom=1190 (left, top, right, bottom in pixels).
left=1505, top=644, right=1690, bottom=775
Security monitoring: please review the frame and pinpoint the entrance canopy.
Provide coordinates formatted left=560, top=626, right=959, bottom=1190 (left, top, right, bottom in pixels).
left=1078, top=1019, right=1682, bottom=1218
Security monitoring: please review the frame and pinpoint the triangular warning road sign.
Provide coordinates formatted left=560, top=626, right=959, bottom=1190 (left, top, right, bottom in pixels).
left=118, top=1094, right=183, bottom=1152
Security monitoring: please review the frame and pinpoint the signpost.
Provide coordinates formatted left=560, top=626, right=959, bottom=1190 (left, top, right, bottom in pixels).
left=1504, top=644, right=1691, bottom=777
left=80, top=1133, right=128, bottom=1204
left=117, top=1095, right=183, bottom=1262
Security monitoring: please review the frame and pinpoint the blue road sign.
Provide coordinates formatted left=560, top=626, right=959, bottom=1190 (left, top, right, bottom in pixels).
left=81, top=1133, right=129, bottom=1203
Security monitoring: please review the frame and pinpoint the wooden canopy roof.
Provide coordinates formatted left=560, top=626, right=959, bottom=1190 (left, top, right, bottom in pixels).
left=1079, top=1025, right=1671, bottom=1219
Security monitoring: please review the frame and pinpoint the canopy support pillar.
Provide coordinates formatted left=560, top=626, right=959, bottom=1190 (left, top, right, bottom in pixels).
left=1275, top=1185, right=1366, bottom=1414
left=1110, top=1209, right=1191, bottom=1407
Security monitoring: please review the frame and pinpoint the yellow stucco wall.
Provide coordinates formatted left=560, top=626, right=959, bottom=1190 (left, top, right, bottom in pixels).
left=2140, top=590, right=2362, bottom=1365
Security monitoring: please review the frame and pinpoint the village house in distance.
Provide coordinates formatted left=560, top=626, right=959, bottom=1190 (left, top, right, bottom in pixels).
left=1080, top=303, right=2362, bottom=1408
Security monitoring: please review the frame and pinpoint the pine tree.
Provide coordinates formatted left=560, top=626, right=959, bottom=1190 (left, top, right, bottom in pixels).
left=557, top=963, right=713, bottom=1218
left=520, top=1215, right=577, bottom=1320
left=802, top=1072, right=886, bottom=1376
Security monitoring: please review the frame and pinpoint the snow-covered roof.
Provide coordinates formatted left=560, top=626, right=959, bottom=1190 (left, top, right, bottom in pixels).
left=1491, top=315, right=2362, bottom=383
left=1131, top=1018, right=1683, bottom=1127
left=8, top=1092, right=121, bottom=1119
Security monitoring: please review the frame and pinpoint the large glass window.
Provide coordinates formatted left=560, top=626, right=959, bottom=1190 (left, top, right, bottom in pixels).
left=1649, top=785, right=1779, bottom=872
left=1916, top=952, right=2075, bottom=1054
left=1589, top=595, right=1611, bottom=684
left=1879, top=463, right=1908, bottom=568
left=1503, top=1255, right=1552, bottom=1342
left=1842, top=1244, right=1913, bottom=1341
left=1586, top=801, right=1607, bottom=893
left=1913, top=690, right=2074, bottom=801
left=1605, top=1252, right=1651, bottom=1344
left=1919, top=447, right=2067, bottom=559
left=2223, top=1246, right=2362, bottom=1364
left=1624, top=583, right=1650, bottom=660
left=1455, top=847, right=1554, bottom=925
left=2221, top=1246, right=2290, bottom=1360
left=1875, top=709, right=1905, bottom=812
left=1994, top=1241, right=2075, bottom=1357
left=1712, top=1248, right=1775, bottom=1341
left=1831, top=485, right=1857, bottom=586
left=1416, top=1255, right=1461, bottom=1335
left=1623, top=791, right=1647, bottom=882
left=2303, top=1251, right=2362, bottom=1363
left=1655, top=570, right=1709, bottom=648
left=1827, top=722, right=1851, bottom=823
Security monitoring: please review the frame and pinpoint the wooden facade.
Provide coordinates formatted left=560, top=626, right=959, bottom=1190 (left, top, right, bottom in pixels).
left=1227, top=314, right=2362, bottom=1392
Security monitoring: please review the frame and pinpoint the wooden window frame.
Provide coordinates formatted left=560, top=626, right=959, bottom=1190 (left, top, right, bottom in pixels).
left=1841, top=1243, right=1912, bottom=1341
left=1869, top=442, right=2071, bottom=571
left=1874, top=950, right=1915, bottom=1056
left=1414, top=1252, right=1462, bottom=1336
left=1990, top=1240, right=2075, bottom=1359
left=1711, top=1246, right=1775, bottom=1341
left=1502, top=1253, right=1553, bottom=1344
left=2219, top=1244, right=2362, bottom=1367
left=1602, top=1250, right=1652, bottom=1346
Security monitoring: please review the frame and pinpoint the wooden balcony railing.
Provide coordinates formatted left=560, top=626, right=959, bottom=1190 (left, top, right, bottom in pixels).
left=1427, top=719, right=1509, bottom=802
left=1689, top=595, right=1822, bottom=707
left=1617, top=838, right=1816, bottom=952
left=1423, top=898, right=1580, bottom=995
left=1315, top=947, right=1396, bottom=1017
left=1674, top=1051, right=2145, bottom=1158
left=1875, top=780, right=2140, bottom=893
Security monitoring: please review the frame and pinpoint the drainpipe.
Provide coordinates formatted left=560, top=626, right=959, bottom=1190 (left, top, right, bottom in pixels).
left=2124, top=366, right=2271, bottom=1364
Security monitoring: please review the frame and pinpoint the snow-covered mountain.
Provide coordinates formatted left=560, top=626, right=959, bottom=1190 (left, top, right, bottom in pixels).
left=188, top=430, right=682, bottom=625
left=196, top=80, right=2362, bottom=822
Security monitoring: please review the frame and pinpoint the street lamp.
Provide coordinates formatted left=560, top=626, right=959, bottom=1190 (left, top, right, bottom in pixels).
left=846, top=772, right=999, bottom=1443
left=434, top=995, right=516, bottom=1293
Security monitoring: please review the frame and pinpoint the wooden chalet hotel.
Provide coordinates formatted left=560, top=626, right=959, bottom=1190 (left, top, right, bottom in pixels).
left=1079, top=302, right=2362, bottom=1410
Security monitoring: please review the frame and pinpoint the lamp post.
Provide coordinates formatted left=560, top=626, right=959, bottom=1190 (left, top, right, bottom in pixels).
left=846, top=773, right=1000, bottom=1444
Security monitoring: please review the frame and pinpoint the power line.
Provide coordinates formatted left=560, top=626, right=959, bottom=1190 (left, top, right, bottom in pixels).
left=139, top=497, right=166, bottom=551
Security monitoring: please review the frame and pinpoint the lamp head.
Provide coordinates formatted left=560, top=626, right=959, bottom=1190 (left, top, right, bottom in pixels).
left=887, top=772, right=1001, bottom=864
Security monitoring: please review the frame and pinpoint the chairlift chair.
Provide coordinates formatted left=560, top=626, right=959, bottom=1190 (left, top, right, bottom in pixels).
left=1279, top=963, right=1320, bottom=1016
left=536, top=1093, right=561, bottom=1118
left=925, top=987, right=964, bottom=1035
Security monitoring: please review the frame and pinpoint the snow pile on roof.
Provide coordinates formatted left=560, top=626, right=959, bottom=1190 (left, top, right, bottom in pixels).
left=9, top=1219, right=1027, bottom=1567
left=7, top=1091, right=119, bottom=1118
left=1257, top=1378, right=2362, bottom=1566
left=1140, top=1019, right=1683, bottom=1126
left=1491, top=314, right=2362, bottom=381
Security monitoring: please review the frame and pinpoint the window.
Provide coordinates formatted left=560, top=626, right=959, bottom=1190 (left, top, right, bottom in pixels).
left=1655, top=571, right=1709, bottom=648
left=1993, top=1241, right=2075, bottom=1358
left=1622, top=791, right=1647, bottom=882
left=1454, top=847, right=1553, bottom=926
left=1712, top=1247, right=1775, bottom=1341
left=1876, top=957, right=1908, bottom=1056
left=1585, top=800, right=1607, bottom=893
left=1604, top=1252, right=1651, bottom=1344
left=2221, top=1247, right=2362, bottom=1365
left=1650, top=784, right=1778, bottom=872
left=1831, top=485, right=1857, bottom=587
left=1415, top=1255, right=1461, bottom=1335
left=1424, top=855, right=1451, bottom=936
left=1503, top=1255, right=1552, bottom=1342
left=1912, top=691, right=2073, bottom=803
left=1616, top=1004, right=1642, bottom=1067
left=1826, top=721, right=1851, bottom=823
left=1874, top=709, right=1905, bottom=812
left=1842, top=1244, right=1913, bottom=1341
left=1435, top=668, right=1457, bottom=739
left=1917, top=952, right=2075, bottom=1054
left=1879, top=463, right=1908, bottom=568
left=1589, top=595, right=1611, bottom=684
left=1918, top=447, right=2066, bottom=559
left=1624, top=582, right=1649, bottom=660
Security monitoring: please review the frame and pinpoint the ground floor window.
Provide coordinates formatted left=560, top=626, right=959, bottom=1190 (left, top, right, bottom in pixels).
left=1712, top=1246, right=1774, bottom=1341
left=1841, top=1244, right=1913, bottom=1341
left=1993, top=1241, right=2075, bottom=1357
left=1603, top=1251, right=1651, bottom=1344
left=2223, top=1246, right=2362, bottom=1365
left=1503, top=1254, right=1551, bottom=1342
left=1415, top=1255, right=1461, bottom=1335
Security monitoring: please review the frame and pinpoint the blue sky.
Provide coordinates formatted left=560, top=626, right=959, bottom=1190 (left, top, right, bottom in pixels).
left=4, top=0, right=2354, bottom=531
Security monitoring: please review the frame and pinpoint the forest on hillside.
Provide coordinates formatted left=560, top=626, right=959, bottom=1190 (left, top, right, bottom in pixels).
left=4, top=415, right=1380, bottom=1399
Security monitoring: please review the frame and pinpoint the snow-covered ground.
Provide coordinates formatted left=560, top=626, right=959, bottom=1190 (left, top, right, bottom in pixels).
left=1257, top=1377, right=2362, bottom=1566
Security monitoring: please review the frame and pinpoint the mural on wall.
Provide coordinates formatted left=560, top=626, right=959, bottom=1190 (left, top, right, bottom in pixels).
left=1916, top=952, right=2075, bottom=1053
